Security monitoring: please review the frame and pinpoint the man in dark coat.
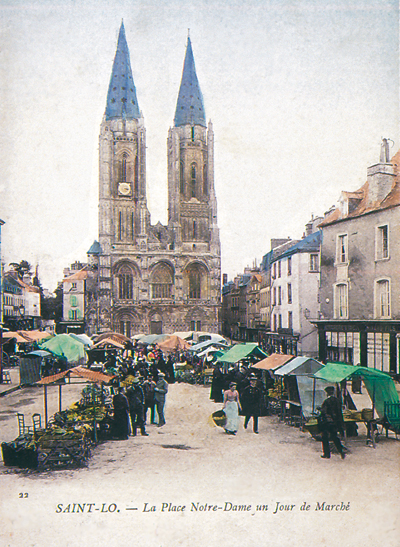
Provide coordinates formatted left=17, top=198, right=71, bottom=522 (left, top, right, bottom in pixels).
left=241, top=376, right=262, bottom=433
left=126, top=378, right=148, bottom=436
left=210, top=363, right=224, bottom=403
left=112, top=387, right=130, bottom=440
left=319, top=386, right=346, bottom=459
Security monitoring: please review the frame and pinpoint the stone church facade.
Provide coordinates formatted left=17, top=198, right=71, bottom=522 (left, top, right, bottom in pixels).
left=85, top=24, right=221, bottom=336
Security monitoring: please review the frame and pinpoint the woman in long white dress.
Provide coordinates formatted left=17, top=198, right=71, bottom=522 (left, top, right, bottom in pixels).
left=223, top=382, right=241, bottom=435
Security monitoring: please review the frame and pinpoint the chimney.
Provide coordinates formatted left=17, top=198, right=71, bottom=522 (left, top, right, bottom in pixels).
left=222, top=273, right=228, bottom=285
left=366, top=138, right=395, bottom=206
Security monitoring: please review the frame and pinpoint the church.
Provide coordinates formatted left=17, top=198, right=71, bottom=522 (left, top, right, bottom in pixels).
left=85, top=23, right=221, bottom=336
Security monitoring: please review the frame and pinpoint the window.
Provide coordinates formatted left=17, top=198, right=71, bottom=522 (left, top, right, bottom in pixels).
left=70, top=295, right=78, bottom=307
left=278, top=314, right=282, bottom=329
left=71, top=282, right=77, bottom=290
left=120, top=153, right=127, bottom=182
left=272, top=263, right=276, bottom=279
left=337, top=234, right=348, bottom=263
left=118, top=211, right=122, bottom=241
left=287, top=283, right=292, bottom=304
left=180, top=162, right=184, bottom=194
left=191, top=126, right=195, bottom=141
left=150, top=263, right=174, bottom=300
left=272, top=287, right=276, bottom=306
left=288, top=311, right=293, bottom=330
left=334, top=283, right=348, bottom=318
left=278, top=261, right=281, bottom=278
left=278, top=286, right=282, bottom=305
left=69, top=309, right=79, bottom=320
left=203, top=164, right=208, bottom=195
left=118, top=270, right=133, bottom=300
left=134, top=156, right=139, bottom=194
left=287, top=257, right=292, bottom=276
left=310, top=254, right=319, bottom=272
left=375, top=279, right=390, bottom=318
left=273, top=314, right=277, bottom=331
left=190, top=320, right=201, bottom=331
left=191, top=164, right=196, bottom=198
left=189, top=270, right=201, bottom=299
left=376, top=225, right=389, bottom=260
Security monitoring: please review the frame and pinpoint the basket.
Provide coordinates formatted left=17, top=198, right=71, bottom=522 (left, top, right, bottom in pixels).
left=212, top=410, right=227, bottom=428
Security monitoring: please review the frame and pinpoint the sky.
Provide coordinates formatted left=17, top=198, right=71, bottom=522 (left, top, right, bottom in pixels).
left=0, top=0, right=399, bottom=291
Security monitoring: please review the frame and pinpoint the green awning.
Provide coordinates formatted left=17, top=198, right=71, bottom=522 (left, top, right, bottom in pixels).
left=39, top=334, right=87, bottom=364
left=314, top=363, right=399, bottom=418
left=216, top=343, right=267, bottom=364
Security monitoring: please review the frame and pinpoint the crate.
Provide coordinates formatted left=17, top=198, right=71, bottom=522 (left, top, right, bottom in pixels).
left=37, top=436, right=91, bottom=469
left=1, top=442, right=38, bottom=469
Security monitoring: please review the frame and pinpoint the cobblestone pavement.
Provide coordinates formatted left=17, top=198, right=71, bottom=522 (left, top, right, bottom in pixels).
left=1, top=381, right=399, bottom=547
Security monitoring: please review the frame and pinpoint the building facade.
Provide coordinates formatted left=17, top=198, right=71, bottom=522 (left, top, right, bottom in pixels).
left=269, top=230, right=321, bottom=357
left=314, top=141, right=400, bottom=376
left=86, top=24, right=221, bottom=336
left=2, top=271, right=41, bottom=330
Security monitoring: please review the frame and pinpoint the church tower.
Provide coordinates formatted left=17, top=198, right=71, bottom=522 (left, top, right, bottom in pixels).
left=99, top=22, right=150, bottom=256
left=167, top=36, right=220, bottom=257
left=87, top=26, right=221, bottom=336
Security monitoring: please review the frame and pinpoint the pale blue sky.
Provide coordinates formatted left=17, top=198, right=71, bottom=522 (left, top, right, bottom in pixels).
left=0, top=0, right=398, bottom=290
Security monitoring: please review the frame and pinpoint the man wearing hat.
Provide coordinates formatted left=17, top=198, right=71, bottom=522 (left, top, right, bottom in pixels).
left=154, top=372, right=169, bottom=426
left=241, top=375, right=262, bottom=434
left=319, top=386, right=346, bottom=459
left=126, top=378, right=148, bottom=436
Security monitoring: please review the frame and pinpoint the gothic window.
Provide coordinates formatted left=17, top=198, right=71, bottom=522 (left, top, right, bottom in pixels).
left=131, top=212, right=134, bottom=241
left=121, top=153, right=127, bottom=182
left=118, top=211, right=122, bottom=241
left=191, top=163, right=196, bottom=198
left=189, top=269, right=201, bottom=299
left=134, top=156, right=139, bottom=194
left=150, top=263, right=174, bottom=300
left=191, top=126, right=195, bottom=142
left=193, top=220, right=197, bottom=240
left=180, top=161, right=185, bottom=195
left=185, top=263, right=207, bottom=300
left=203, top=164, right=208, bottom=195
left=115, top=264, right=136, bottom=300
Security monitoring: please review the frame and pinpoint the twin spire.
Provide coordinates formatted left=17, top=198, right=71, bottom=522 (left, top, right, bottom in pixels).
left=105, top=22, right=206, bottom=126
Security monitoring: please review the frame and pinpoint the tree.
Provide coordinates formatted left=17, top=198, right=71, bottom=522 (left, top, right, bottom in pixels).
left=9, top=260, right=32, bottom=280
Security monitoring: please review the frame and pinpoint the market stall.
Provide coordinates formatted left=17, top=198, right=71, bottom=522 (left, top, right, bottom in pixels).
left=273, top=357, right=326, bottom=427
left=306, top=363, right=400, bottom=445
left=1, top=367, right=116, bottom=471
left=216, top=343, right=267, bottom=370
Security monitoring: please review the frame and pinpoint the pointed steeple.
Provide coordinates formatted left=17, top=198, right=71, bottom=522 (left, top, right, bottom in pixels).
left=105, top=22, right=140, bottom=120
left=174, top=36, right=206, bottom=128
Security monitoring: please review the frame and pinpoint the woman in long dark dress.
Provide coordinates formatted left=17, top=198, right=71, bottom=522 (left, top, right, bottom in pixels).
left=210, top=364, right=224, bottom=403
left=112, top=387, right=130, bottom=440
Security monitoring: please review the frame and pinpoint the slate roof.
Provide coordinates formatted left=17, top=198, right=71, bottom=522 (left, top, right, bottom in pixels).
left=105, top=22, right=140, bottom=120
left=87, top=240, right=102, bottom=255
left=273, top=231, right=322, bottom=261
left=174, top=37, right=206, bottom=127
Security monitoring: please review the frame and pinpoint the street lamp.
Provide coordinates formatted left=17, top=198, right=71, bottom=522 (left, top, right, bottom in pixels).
left=18, top=305, right=25, bottom=330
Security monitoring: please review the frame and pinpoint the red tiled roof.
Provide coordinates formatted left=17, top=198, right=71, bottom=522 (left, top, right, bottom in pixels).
left=64, top=268, right=90, bottom=281
left=319, top=149, right=400, bottom=227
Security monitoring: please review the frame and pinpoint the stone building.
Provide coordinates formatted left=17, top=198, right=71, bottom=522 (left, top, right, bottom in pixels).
left=86, top=24, right=221, bottom=336
left=314, top=140, right=400, bottom=375
left=269, top=229, right=322, bottom=357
